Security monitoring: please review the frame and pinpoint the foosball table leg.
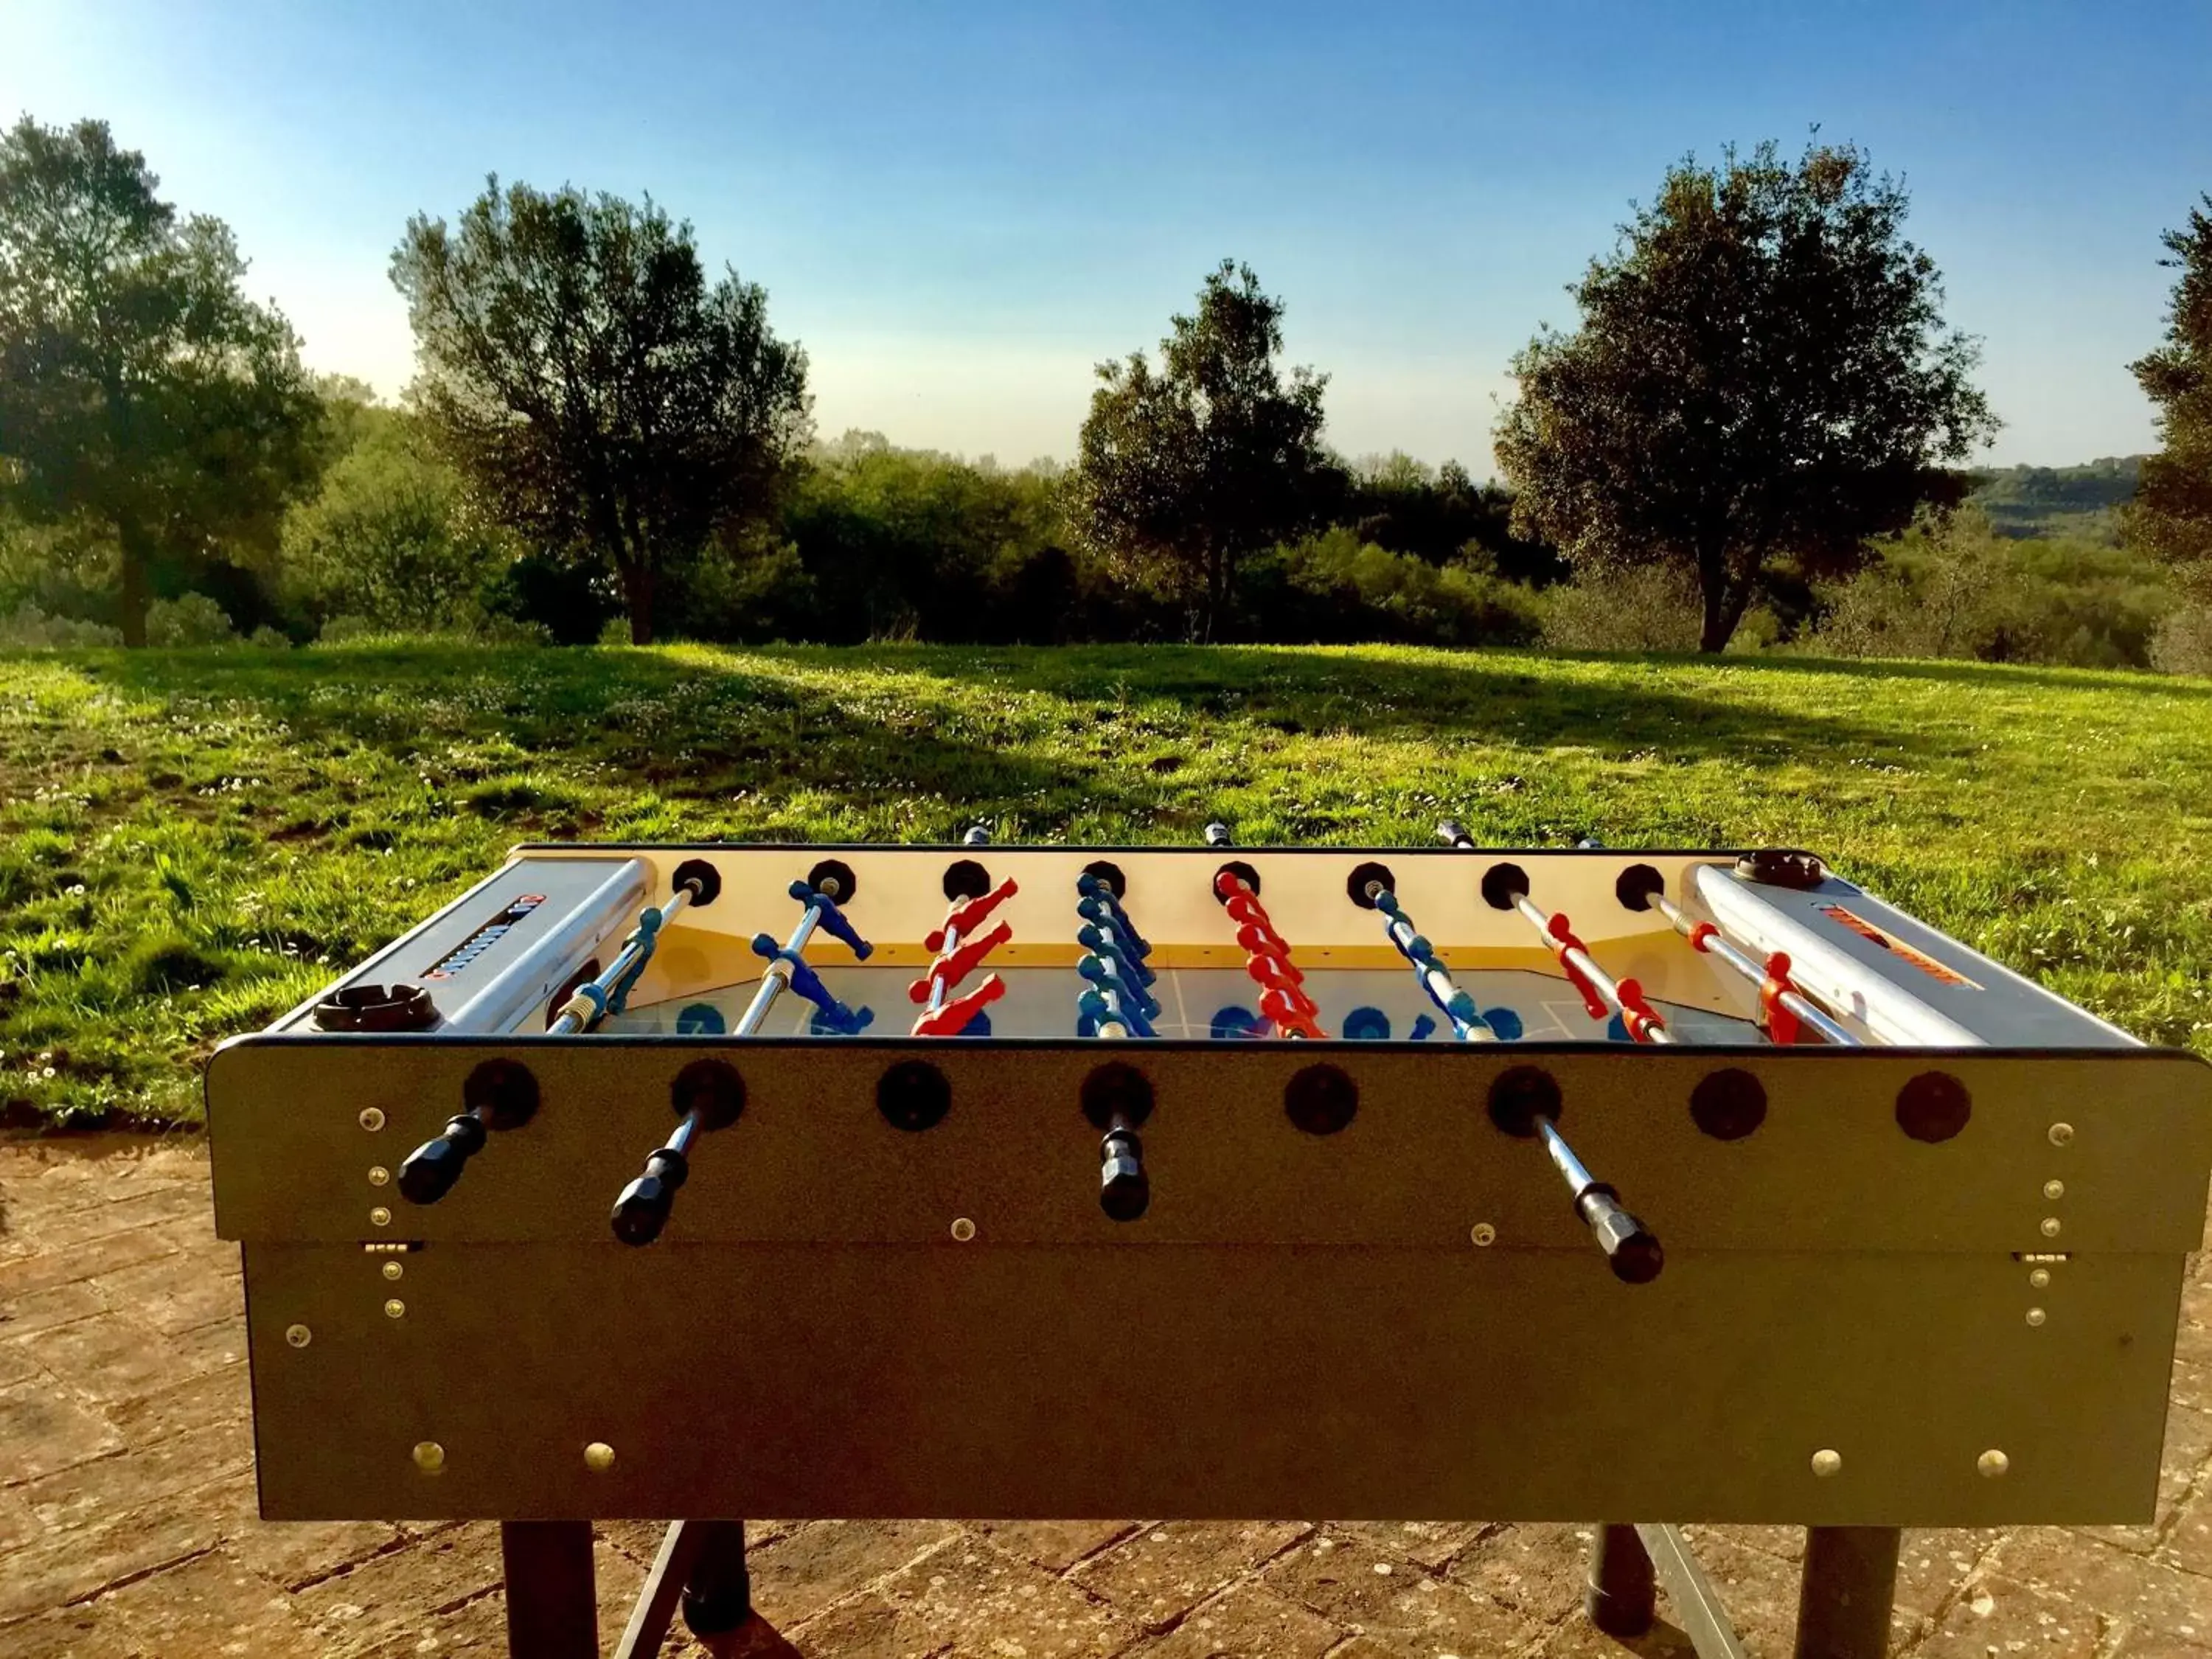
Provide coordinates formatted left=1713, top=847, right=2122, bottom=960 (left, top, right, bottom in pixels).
left=1584, top=1522, right=1657, bottom=1637
left=1794, top=1526, right=1902, bottom=1659
left=501, top=1520, right=597, bottom=1659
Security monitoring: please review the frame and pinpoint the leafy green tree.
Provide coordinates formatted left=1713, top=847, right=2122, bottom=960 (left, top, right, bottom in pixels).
left=0, top=116, right=324, bottom=645
left=280, top=403, right=515, bottom=633
left=1495, top=139, right=1999, bottom=651
left=785, top=431, right=1067, bottom=642
left=391, top=178, right=811, bottom=643
left=1073, top=261, right=1332, bottom=639
left=2128, top=197, right=2212, bottom=586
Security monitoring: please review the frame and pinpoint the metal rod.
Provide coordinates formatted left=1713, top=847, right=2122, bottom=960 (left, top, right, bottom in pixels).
left=1510, top=893, right=1678, bottom=1044
left=1372, top=891, right=1497, bottom=1042
left=547, top=878, right=703, bottom=1036
left=1653, top=892, right=1859, bottom=1046
left=613, top=1521, right=706, bottom=1659
left=1636, top=1525, right=1753, bottom=1659
left=925, top=922, right=961, bottom=1017
left=1536, top=1116, right=1596, bottom=1194
left=731, top=904, right=822, bottom=1039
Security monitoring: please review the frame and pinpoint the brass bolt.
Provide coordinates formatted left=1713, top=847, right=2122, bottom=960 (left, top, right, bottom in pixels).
left=360, top=1107, right=386, bottom=1132
left=1811, top=1449, right=1843, bottom=1478
left=2042, top=1179, right=2065, bottom=1200
left=949, top=1217, right=977, bottom=1243
left=2025, top=1307, right=2047, bottom=1327
left=2028, top=1267, right=2051, bottom=1290
left=584, top=1441, right=616, bottom=1472
left=285, top=1324, right=312, bottom=1349
left=383, top=1298, right=406, bottom=1319
left=412, top=1441, right=445, bottom=1472
left=368, top=1166, right=391, bottom=1187
left=382, top=1260, right=404, bottom=1281
left=1470, top=1222, right=1497, bottom=1248
left=2040, top=1217, right=2062, bottom=1238
left=2048, top=1123, right=2073, bottom=1147
left=1978, top=1449, right=2009, bottom=1478
left=369, top=1206, right=392, bottom=1228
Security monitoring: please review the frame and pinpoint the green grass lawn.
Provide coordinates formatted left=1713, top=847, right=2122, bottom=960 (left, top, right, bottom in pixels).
left=2, top=641, right=2208, bottom=1127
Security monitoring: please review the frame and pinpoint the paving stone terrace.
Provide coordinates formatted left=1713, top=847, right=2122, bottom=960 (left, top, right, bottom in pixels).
left=3, top=1138, right=2210, bottom=1658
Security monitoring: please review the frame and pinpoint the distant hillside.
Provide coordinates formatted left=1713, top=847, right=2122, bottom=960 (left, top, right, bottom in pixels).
left=1969, top=456, right=2143, bottom=542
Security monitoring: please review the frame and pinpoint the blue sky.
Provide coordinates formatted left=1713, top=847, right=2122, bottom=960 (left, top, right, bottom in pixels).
left=6, top=1, right=2206, bottom=471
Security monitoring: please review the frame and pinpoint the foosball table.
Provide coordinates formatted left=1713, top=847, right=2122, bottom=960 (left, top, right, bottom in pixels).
left=205, top=829, right=2212, bottom=1658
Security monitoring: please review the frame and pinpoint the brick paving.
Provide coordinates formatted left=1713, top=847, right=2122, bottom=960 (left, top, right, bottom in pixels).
left=3, top=1137, right=2210, bottom=1658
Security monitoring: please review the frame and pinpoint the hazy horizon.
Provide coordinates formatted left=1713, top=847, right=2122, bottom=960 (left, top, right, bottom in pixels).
left=7, top=1, right=2206, bottom=474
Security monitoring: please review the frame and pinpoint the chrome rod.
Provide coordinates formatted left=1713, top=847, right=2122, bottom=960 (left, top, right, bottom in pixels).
left=1652, top=892, right=1859, bottom=1046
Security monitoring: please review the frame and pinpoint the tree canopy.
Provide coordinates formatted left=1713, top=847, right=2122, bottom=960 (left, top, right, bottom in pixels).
left=1494, top=139, right=2000, bottom=650
left=2128, top=196, right=2212, bottom=588
left=1072, top=261, right=1332, bottom=639
left=391, top=178, right=812, bottom=643
left=0, top=116, right=324, bottom=644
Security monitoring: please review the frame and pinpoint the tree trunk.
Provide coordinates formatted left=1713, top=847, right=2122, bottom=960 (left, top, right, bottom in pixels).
left=620, top=562, right=655, bottom=645
left=1203, top=544, right=1229, bottom=644
left=1697, top=562, right=1754, bottom=653
left=118, top=518, right=151, bottom=649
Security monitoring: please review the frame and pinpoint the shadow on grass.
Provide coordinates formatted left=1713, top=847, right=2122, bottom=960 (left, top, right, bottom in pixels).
left=843, top=642, right=1927, bottom=762
left=1721, top=651, right=2212, bottom=698
left=79, top=644, right=1164, bottom=827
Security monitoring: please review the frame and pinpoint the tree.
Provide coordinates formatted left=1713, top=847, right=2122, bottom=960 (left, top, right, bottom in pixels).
left=1073, top=261, right=1332, bottom=638
left=280, top=403, right=515, bottom=633
left=0, top=117, right=324, bottom=646
left=1494, top=139, right=1999, bottom=652
left=2127, top=196, right=2212, bottom=586
left=392, top=179, right=811, bottom=644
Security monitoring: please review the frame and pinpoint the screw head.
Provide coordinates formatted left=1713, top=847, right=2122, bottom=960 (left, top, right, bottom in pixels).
left=2026, top=1307, right=2047, bottom=1327
left=1978, top=1449, right=2009, bottom=1478
left=382, top=1259, right=404, bottom=1281
left=368, top=1165, right=390, bottom=1187
left=950, top=1217, right=976, bottom=1242
left=285, top=1324, right=312, bottom=1349
left=2042, top=1179, right=2065, bottom=1200
left=369, top=1206, right=392, bottom=1228
left=2029, top=1267, right=2051, bottom=1289
left=2040, top=1217, right=2062, bottom=1238
left=584, top=1441, right=616, bottom=1472
left=412, top=1441, right=445, bottom=1472
left=359, top=1107, right=386, bottom=1132
left=1470, top=1222, right=1497, bottom=1248
left=2048, top=1122, right=2073, bottom=1147
left=383, top=1298, right=406, bottom=1319
left=1811, top=1449, right=1843, bottom=1478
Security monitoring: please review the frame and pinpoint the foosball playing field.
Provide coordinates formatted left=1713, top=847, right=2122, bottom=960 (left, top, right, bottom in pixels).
left=198, top=830, right=2212, bottom=1659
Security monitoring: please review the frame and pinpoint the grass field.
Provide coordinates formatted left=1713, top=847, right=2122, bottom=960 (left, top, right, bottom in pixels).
left=1, top=641, right=2208, bottom=1127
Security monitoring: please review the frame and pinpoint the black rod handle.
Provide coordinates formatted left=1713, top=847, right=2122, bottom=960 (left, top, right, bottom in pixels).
left=1576, top=1184, right=1664, bottom=1284
left=1099, top=1121, right=1149, bottom=1222
left=611, top=1148, right=689, bottom=1246
left=397, top=1113, right=486, bottom=1205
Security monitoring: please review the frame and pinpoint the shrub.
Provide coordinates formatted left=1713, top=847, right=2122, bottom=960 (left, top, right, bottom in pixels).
left=280, top=413, right=514, bottom=633
left=247, top=625, right=291, bottom=650
left=1805, top=510, right=2175, bottom=667
left=314, top=615, right=383, bottom=644
left=1540, top=565, right=1705, bottom=652
left=145, top=594, right=237, bottom=646
left=1244, top=529, right=1545, bottom=647
left=0, top=605, right=124, bottom=648
left=2152, top=602, right=2212, bottom=677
